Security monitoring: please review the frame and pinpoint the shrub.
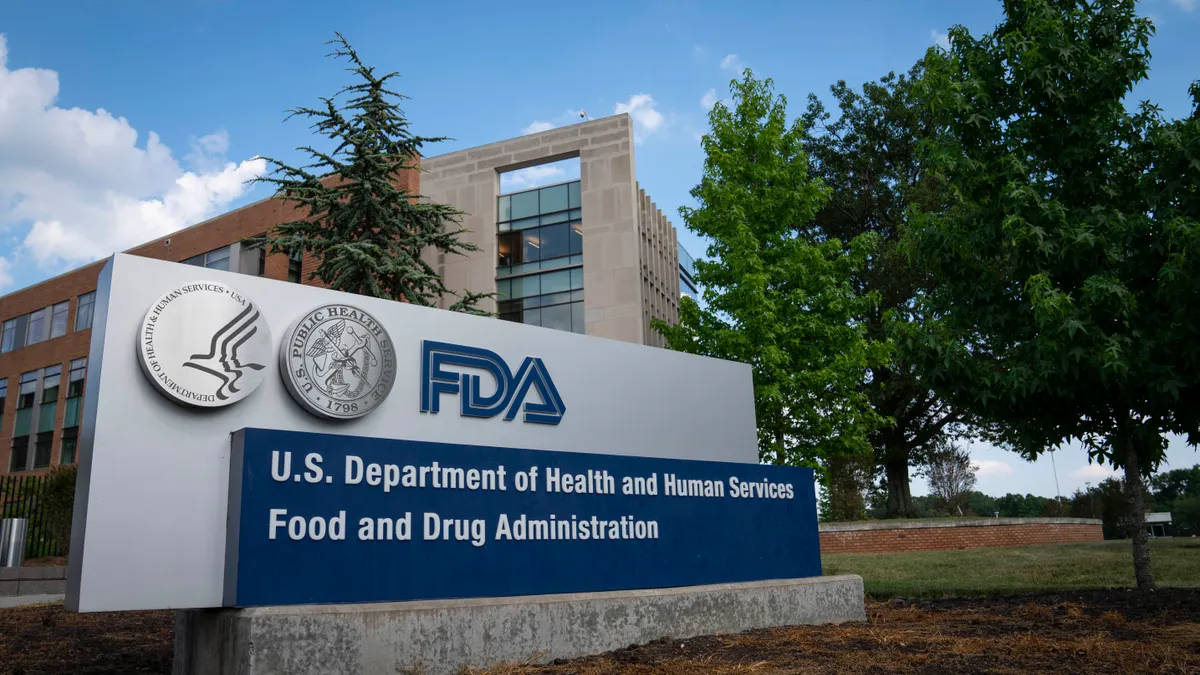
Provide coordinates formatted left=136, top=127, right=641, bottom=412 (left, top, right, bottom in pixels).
left=41, top=464, right=77, bottom=556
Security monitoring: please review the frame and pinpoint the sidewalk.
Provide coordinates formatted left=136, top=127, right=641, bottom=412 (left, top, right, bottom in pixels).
left=0, top=594, right=64, bottom=609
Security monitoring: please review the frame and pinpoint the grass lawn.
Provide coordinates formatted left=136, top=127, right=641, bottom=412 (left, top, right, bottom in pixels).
left=823, top=538, right=1200, bottom=599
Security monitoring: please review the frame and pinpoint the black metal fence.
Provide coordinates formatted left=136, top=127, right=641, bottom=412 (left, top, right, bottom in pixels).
left=0, top=474, right=66, bottom=560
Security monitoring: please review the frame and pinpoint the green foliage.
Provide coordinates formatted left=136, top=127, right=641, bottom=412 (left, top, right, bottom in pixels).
left=251, top=34, right=488, bottom=313
left=1172, top=496, right=1200, bottom=535
left=655, top=71, right=887, bottom=472
left=819, top=452, right=874, bottom=522
left=1149, top=465, right=1200, bottom=506
left=0, top=469, right=76, bottom=559
left=1148, top=464, right=1200, bottom=535
left=964, top=491, right=998, bottom=517
left=800, top=63, right=969, bottom=517
left=905, top=0, right=1200, bottom=587
left=41, top=465, right=76, bottom=556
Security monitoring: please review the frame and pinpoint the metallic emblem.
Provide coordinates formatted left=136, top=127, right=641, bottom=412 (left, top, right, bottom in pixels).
left=137, top=281, right=271, bottom=408
left=279, top=304, right=397, bottom=419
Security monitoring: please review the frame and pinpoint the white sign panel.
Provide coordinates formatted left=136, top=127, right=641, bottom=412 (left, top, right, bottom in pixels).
left=67, top=254, right=757, bottom=612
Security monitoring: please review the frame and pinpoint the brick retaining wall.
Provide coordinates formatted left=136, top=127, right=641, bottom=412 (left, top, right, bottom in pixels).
left=819, top=517, right=1104, bottom=555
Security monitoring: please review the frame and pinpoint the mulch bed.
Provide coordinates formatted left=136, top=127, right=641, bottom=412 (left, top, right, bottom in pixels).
left=2, top=589, right=1198, bottom=674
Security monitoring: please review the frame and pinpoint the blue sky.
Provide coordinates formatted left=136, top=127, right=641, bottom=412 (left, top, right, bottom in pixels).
left=1, top=0, right=1197, bottom=495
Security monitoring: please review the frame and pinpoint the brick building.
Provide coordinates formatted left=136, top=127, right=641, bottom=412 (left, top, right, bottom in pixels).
left=0, top=114, right=693, bottom=475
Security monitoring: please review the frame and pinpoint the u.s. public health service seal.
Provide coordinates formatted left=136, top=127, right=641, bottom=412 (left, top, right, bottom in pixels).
left=279, top=304, right=397, bottom=419
left=137, top=281, right=272, bottom=408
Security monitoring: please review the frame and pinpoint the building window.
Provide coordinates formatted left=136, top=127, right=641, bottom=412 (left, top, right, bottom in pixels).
left=9, top=436, right=28, bottom=473
left=1, top=318, right=15, bottom=353
left=26, top=306, right=48, bottom=345
left=62, top=359, right=86, bottom=463
left=0, top=378, right=6, bottom=434
left=237, top=243, right=268, bottom=277
left=497, top=268, right=585, bottom=333
left=31, top=365, right=61, bottom=470
left=49, top=301, right=69, bottom=339
left=678, top=242, right=698, bottom=298
left=9, top=371, right=38, bottom=472
left=33, top=431, right=53, bottom=470
left=75, top=291, right=96, bottom=331
left=497, top=181, right=584, bottom=334
left=68, top=358, right=86, bottom=398
left=184, top=245, right=232, bottom=271
left=60, top=427, right=78, bottom=466
left=288, top=253, right=303, bottom=283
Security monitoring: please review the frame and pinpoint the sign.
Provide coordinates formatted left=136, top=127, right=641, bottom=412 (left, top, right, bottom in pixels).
left=420, top=340, right=566, bottom=424
left=279, top=304, right=397, bottom=419
left=136, top=281, right=271, bottom=408
left=225, top=428, right=820, bottom=607
left=69, top=254, right=758, bottom=612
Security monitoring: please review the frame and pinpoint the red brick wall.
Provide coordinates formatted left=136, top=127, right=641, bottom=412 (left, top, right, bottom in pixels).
left=0, top=166, right=420, bottom=474
left=819, top=519, right=1104, bottom=555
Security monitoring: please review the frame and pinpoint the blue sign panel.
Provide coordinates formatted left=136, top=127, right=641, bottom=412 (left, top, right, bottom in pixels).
left=225, top=428, right=821, bottom=607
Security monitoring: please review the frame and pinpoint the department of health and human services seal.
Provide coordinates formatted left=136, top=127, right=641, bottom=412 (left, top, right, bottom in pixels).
left=280, top=304, right=397, bottom=419
left=137, top=281, right=271, bottom=408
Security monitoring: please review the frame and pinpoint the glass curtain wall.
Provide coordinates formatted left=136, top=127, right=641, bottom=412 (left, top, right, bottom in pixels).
left=496, top=181, right=584, bottom=334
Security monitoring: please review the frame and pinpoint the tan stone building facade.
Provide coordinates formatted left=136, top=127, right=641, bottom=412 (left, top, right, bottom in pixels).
left=422, top=114, right=686, bottom=346
left=0, top=114, right=690, bottom=475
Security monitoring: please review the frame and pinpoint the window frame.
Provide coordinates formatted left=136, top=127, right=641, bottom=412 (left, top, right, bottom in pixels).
left=497, top=180, right=586, bottom=335
left=185, top=245, right=233, bottom=270
left=75, top=291, right=96, bottom=331
left=288, top=253, right=303, bottom=283
left=49, top=301, right=69, bottom=339
left=60, top=427, right=78, bottom=465
left=25, top=306, right=48, bottom=346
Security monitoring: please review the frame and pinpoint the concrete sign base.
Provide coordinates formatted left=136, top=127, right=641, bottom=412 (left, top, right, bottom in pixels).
left=173, top=575, right=866, bottom=675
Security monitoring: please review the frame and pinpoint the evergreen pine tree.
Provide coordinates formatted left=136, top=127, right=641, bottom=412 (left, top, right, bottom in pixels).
left=251, top=34, right=489, bottom=313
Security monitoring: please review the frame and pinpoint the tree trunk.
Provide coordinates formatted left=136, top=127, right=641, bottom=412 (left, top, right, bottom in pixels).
left=884, top=446, right=916, bottom=518
left=1121, top=437, right=1155, bottom=590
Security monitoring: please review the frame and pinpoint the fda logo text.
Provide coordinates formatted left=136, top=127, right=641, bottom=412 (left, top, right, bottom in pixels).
left=420, top=341, right=566, bottom=425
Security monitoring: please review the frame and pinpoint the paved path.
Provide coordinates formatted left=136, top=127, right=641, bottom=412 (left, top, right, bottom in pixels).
left=0, top=594, right=64, bottom=608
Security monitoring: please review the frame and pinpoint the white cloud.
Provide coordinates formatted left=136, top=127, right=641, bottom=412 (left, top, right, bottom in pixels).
left=931, top=29, right=950, bottom=49
left=184, top=130, right=231, bottom=172
left=720, top=54, right=744, bottom=73
left=971, top=459, right=1014, bottom=477
left=700, top=88, right=720, bottom=111
left=614, top=94, right=664, bottom=143
left=1169, top=0, right=1197, bottom=11
left=500, top=165, right=564, bottom=192
left=522, top=120, right=554, bottom=135
left=0, top=258, right=12, bottom=291
left=0, top=33, right=266, bottom=269
left=693, top=45, right=706, bottom=59
left=1070, top=463, right=1120, bottom=481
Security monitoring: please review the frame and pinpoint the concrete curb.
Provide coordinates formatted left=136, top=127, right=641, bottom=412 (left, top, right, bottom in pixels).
left=174, top=575, right=866, bottom=675
left=0, top=566, right=68, bottom=598
left=0, top=593, right=64, bottom=609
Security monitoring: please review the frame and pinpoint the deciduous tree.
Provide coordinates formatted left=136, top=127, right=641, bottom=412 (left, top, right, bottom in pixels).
left=907, top=0, right=1200, bottom=588
left=919, top=440, right=977, bottom=514
left=801, top=64, right=976, bottom=518
left=655, top=71, right=888, bottom=474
